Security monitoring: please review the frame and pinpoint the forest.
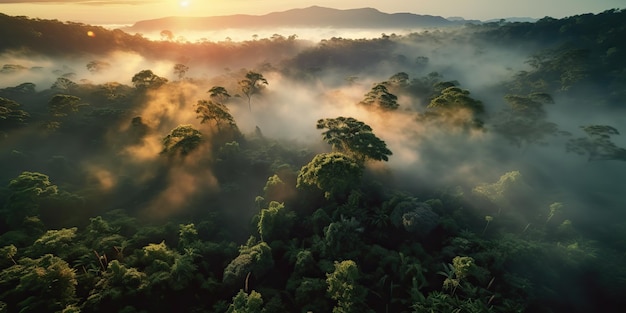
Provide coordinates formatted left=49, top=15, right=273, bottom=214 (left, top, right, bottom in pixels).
left=1, top=8, right=626, bottom=313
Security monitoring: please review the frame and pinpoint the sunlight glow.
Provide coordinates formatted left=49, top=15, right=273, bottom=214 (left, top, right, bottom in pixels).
left=180, top=1, right=190, bottom=8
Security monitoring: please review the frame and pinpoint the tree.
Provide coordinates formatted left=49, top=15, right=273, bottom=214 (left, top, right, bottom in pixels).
left=257, top=201, right=295, bottom=242
left=492, top=93, right=560, bottom=147
left=160, top=29, right=174, bottom=41
left=0, top=254, right=77, bottom=312
left=48, top=94, right=83, bottom=117
left=472, top=170, right=532, bottom=213
left=161, top=124, right=202, bottom=156
left=323, top=216, right=364, bottom=259
left=316, top=117, right=392, bottom=163
left=223, top=238, right=274, bottom=286
left=28, top=227, right=78, bottom=259
left=195, top=99, right=238, bottom=132
left=388, top=199, right=439, bottom=236
left=326, top=260, right=370, bottom=313
left=173, top=63, right=189, bottom=80
left=424, top=86, right=485, bottom=129
left=1, top=171, right=58, bottom=228
left=386, top=72, right=410, bottom=88
left=239, top=71, right=268, bottom=111
left=208, top=86, right=231, bottom=104
left=227, top=289, right=264, bottom=313
left=84, top=260, right=148, bottom=311
left=566, top=125, right=626, bottom=161
left=297, top=152, right=363, bottom=199
left=0, top=97, right=30, bottom=129
left=131, top=69, right=168, bottom=90
left=86, top=60, right=111, bottom=74
left=359, top=83, right=399, bottom=110
left=51, top=77, right=78, bottom=91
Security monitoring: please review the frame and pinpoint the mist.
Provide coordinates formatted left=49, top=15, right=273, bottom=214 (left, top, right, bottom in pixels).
left=2, top=10, right=626, bottom=312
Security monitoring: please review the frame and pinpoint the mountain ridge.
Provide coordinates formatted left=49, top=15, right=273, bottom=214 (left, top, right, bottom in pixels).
left=124, top=6, right=478, bottom=32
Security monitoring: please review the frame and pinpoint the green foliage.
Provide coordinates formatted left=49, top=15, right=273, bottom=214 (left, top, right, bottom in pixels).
left=517, top=47, right=589, bottom=92
left=323, top=216, right=364, bottom=260
left=131, top=69, right=168, bottom=89
left=85, top=260, right=148, bottom=310
left=294, top=278, right=331, bottom=312
left=227, top=289, right=264, bottom=313
left=326, top=260, right=369, bottom=313
left=28, top=227, right=78, bottom=259
left=223, top=238, right=274, bottom=286
left=0, top=245, right=17, bottom=267
left=316, top=117, right=392, bottom=163
left=412, top=290, right=496, bottom=313
left=546, top=202, right=563, bottom=223
left=173, top=63, right=189, bottom=80
left=257, top=201, right=295, bottom=242
left=424, top=86, right=485, bottom=129
left=178, top=223, right=199, bottom=250
left=2, top=171, right=58, bottom=228
left=195, top=99, right=238, bottom=132
left=297, top=152, right=363, bottom=199
left=262, top=174, right=291, bottom=202
left=566, top=125, right=626, bottom=161
left=208, top=86, right=231, bottom=104
left=86, top=60, right=111, bottom=73
left=51, top=77, right=78, bottom=91
left=388, top=197, right=440, bottom=236
left=161, top=124, right=202, bottom=156
left=359, top=83, right=399, bottom=110
left=0, top=254, right=77, bottom=312
left=239, top=71, right=268, bottom=111
left=493, top=93, right=560, bottom=147
left=472, top=171, right=531, bottom=211
left=48, top=94, right=84, bottom=117
left=386, top=72, right=410, bottom=88
left=0, top=97, right=30, bottom=129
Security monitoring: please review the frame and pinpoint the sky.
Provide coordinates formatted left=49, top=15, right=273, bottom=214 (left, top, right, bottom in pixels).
left=0, top=0, right=623, bottom=24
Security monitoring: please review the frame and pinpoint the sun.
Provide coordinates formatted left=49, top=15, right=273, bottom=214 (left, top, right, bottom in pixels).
left=179, top=1, right=190, bottom=8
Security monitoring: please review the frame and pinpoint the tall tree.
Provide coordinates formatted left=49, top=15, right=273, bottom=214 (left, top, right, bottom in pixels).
left=131, top=70, right=168, bottom=90
left=492, top=92, right=560, bottom=147
left=195, top=99, right=238, bottom=132
left=0, top=254, right=77, bottom=312
left=50, top=77, right=78, bottom=92
left=297, top=152, right=363, bottom=199
left=173, top=63, right=189, bottom=80
left=207, top=86, right=231, bottom=104
left=359, top=83, right=399, bottom=110
left=227, top=289, right=264, bottom=313
left=424, top=86, right=485, bottom=129
left=86, top=60, right=111, bottom=74
left=161, top=124, right=202, bottom=156
left=316, top=117, right=392, bottom=163
left=160, top=30, right=174, bottom=41
left=48, top=94, right=83, bottom=117
left=257, top=201, right=295, bottom=242
left=1, top=171, right=58, bottom=228
left=0, top=97, right=30, bottom=129
left=239, top=71, right=268, bottom=111
left=326, top=260, right=370, bottom=313
left=566, top=125, right=626, bottom=161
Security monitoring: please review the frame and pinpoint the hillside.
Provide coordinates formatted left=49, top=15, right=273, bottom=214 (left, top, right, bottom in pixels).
left=125, top=6, right=471, bottom=32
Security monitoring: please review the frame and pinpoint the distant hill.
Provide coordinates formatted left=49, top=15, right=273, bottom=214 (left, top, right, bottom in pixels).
left=125, top=6, right=472, bottom=32
left=484, top=17, right=539, bottom=23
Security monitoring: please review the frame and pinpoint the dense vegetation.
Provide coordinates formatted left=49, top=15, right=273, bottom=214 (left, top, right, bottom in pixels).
left=1, top=9, right=626, bottom=313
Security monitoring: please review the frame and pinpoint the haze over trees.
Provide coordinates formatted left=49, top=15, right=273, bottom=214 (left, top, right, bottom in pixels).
left=1, top=7, right=626, bottom=313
